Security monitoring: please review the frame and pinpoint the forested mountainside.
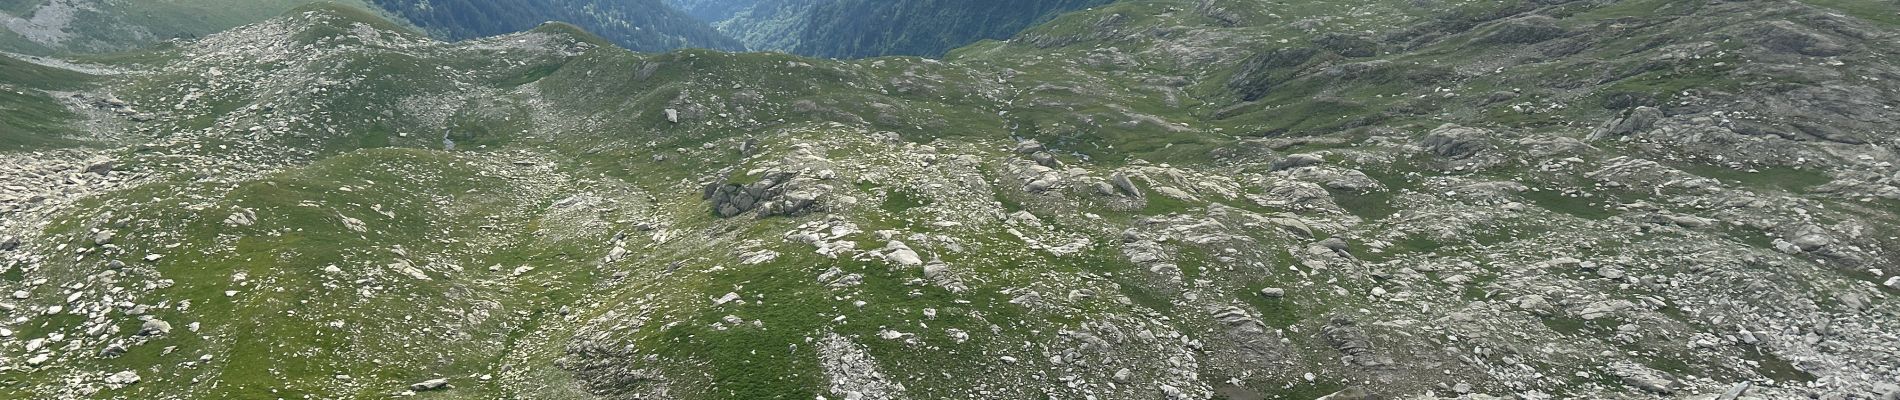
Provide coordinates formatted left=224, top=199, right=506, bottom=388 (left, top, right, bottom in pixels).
left=3, top=0, right=1094, bottom=58
left=369, top=0, right=743, bottom=52
left=3, top=0, right=1900, bottom=399
left=666, top=0, right=758, bottom=23
left=706, top=0, right=1116, bottom=58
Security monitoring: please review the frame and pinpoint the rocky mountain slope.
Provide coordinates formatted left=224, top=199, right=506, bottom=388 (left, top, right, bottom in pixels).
left=0, top=0, right=738, bottom=56
left=0, top=0, right=373, bottom=55
left=3, top=0, right=1900, bottom=399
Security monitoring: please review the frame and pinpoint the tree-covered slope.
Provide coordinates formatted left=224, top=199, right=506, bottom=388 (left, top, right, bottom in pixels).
left=665, top=0, right=758, bottom=23
left=714, top=0, right=1115, bottom=58
left=369, top=0, right=743, bottom=52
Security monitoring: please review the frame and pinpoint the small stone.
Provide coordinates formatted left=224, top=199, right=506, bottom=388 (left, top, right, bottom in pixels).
left=224, top=209, right=257, bottom=227
left=713, top=292, right=742, bottom=306
left=1159, top=384, right=1185, bottom=398
left=1318, top=237, right=1349, bottom=252
left=1611, top=362, right=1675, bottom=394
left=85, top=159, right=116, bottom=175
left=1597, top=266, right=1626, bottom=280
left=1272, top=154, right=1324, bottom=171
left=410, top=378, right=451, bottom=391
left=140, top=319, right=173, bottom=336
left=1015, top=139, right=1045, bottom=154
left=1719, top=381, right=1750, bottom=400
left=104, top=370, right=141, bottom=386
left=1873, top=383, right=1900, bottom=400
left=883, top=241, right=923, bottom=266
left=1791, top=234, right=1831, bottom=252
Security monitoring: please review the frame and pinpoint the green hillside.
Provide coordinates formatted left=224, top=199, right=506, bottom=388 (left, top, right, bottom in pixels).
left=1, top=1, right=1899, bottom=399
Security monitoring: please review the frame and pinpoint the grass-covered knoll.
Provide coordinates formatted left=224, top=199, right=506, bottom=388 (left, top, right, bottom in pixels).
left=0, top=87, right=84, bottom=149
left=0, top=55, right=95, bottom=90
left=1, top=148, right=610, bottom=398
left=0, top=54, right=97, bottom=149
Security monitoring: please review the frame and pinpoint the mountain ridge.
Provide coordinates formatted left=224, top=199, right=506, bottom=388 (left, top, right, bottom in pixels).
left=0, top=0, right=740, bottom=55
left=368, top=0, right=744, bottom=52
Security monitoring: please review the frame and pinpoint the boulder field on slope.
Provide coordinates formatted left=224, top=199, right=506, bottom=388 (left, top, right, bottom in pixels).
left=1, top=1, right=1899, bottom=399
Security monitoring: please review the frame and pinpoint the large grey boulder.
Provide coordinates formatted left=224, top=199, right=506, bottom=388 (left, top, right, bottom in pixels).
left=1590, top=106, right=1662, bottom=140
left=1270, top=154, right=1324, bottom=171
left=1420, top=124, right=1492, bottom=159
left=1108, top=172, right=1143, bottom=198
left=1609, top=361, right=1676, bottom=395
left=921, top=260, right=967, bottom=293
left=704, top=171, right=816, bottom=218
left=1321, top=317, right=1384, bottom=367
